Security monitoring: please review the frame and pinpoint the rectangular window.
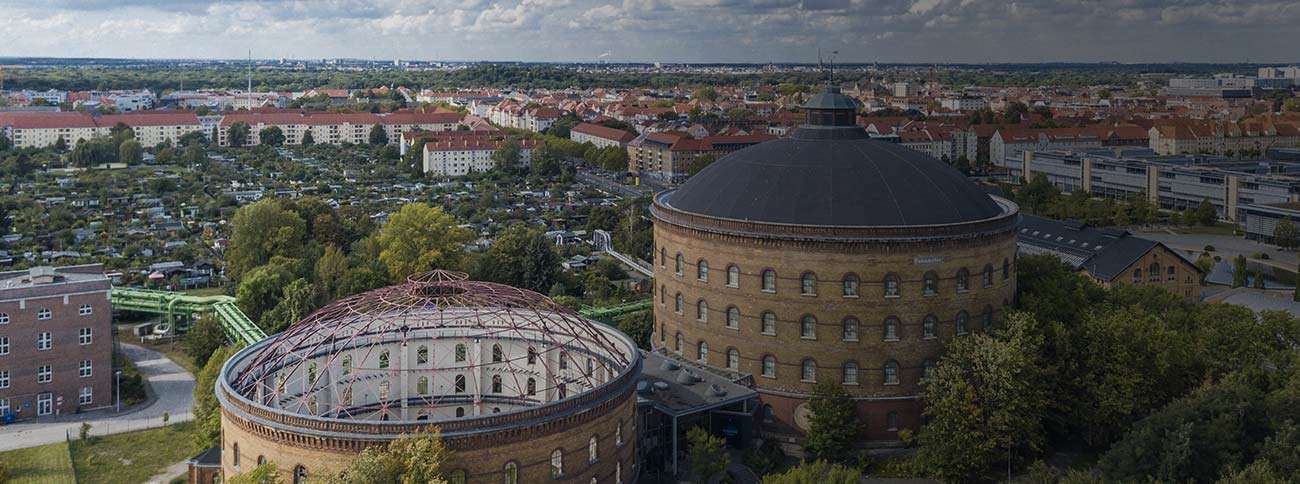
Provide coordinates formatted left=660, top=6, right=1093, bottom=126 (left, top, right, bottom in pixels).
left=0, top=398, right=9, bottom=414
left=79, top=387, right=92, bottom=405
left=37, top=308, right=51, bottom=320
left=0, top=336, right=8, bottom=355
left=38, top=365, right=52, bottom=383
left=79, top=328, right=92, bottom=345
left=80, top=360, right=92, bottom=378
left=79, top=304, right=93, bottom=316
left=0, top=371, right=8, bottom=388
left=37, top=332, right=52, bottom=351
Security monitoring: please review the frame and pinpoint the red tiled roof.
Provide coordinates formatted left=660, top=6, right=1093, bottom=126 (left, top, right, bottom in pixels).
left=0, top=112, right=98, bottom=129
left=571, top=123, right=635, bottom=143
left=97, top=112, right=201, bottom=127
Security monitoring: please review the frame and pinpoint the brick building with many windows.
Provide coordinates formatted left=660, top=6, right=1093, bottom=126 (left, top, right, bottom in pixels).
left=0, top=265, right=113, bottom=420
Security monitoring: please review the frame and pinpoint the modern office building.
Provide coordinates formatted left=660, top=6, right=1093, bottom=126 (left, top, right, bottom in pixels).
left=0, top=265, right=113, bottom=420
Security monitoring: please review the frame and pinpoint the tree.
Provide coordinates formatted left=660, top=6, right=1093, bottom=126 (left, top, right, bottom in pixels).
left=192, top=345, right=239, bottom=449
left=687, top=426, right=729, bottom=483
left=1275, top=219, right=1299, bottom=249
left=118, top=139, right=143, bottom=164
left=259, top=278, right=318, bottom=333
left=915, top=313, right=1053, bottom=482
left=259, top=126, right=286, bottom=147
left=1194, top=199, right=1218, bottom=226
left=0, top=133, right=12, bottom=152
left=804, top=381, right=858, bottom=464
left=185, top=316, right=227, bottom=368
left=226, top=199, right=307, bottom=282
left=467, top=225, right=560, bottom=293
left=369, top=124, right=388, bottom=146
left=332, top=428, right=452, bottom=483
left=490, top=140, right=521, bottom=170
left=693, top=86, right=719, bottom=102
left=108, top=122, right=134, bottom=148
left=377, top=203, right=471, bottom=280
left=1232, top=254, right=1249, bottom=288
left=53, top=136, right=68, bottom=151
left=301, top=130, right=315, bottom=145
left=236, top=265, right=293, bottom=326
left=315, top=245, right=349, bottom=301
left=617, top=310, right=653, bottom=350
left=227, top=122, right=251, bottom=147
left=228, top=463, right=282, bottom=484
left=762, top=460, right=861, bottom=484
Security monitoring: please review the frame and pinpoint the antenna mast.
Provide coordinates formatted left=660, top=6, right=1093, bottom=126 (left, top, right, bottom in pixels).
left=247, top=49, right=253, bottom=110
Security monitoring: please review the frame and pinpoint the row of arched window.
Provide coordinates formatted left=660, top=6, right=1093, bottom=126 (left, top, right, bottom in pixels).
left=661, top=300, right=997, bottom=341
left=669, top=339, right=939, bottom=387
left=660, top=248, right=1011, bottom=298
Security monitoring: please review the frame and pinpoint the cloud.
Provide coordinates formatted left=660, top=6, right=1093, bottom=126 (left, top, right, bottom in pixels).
left=0, top=0, right=1295, bottom=62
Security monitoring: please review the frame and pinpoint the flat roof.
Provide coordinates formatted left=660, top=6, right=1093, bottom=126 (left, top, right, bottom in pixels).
left=637, top=350, right=756, bottom=417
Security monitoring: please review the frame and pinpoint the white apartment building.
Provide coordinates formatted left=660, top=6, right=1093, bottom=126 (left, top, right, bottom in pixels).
left=940, top=97, right=988, bottom=111
left=422, top=136, right=539, bottom=176
left=0, top=112, right=204, bottom=149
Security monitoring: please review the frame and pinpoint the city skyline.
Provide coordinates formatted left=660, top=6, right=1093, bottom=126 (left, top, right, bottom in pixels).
left=0, top=0, right=1297, bottom=64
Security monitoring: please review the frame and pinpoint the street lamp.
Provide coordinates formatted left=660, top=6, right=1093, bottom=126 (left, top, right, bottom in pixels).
left=115, top=370, right=122, bottom=413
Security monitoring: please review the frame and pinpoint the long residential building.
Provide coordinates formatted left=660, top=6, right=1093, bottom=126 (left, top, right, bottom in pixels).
left=1010, top=148, right=1300, bottom=223
left=1148, top=118, right=1300, bottom=156
left=627, top=132, right=774, bottom=184
left=0, top=111, right=205, bottom=149
left=216, top=111, right=466, bottom=147
left=419, top=131, right=540, bottom=176
left=569, top=122, right=636, bottom=149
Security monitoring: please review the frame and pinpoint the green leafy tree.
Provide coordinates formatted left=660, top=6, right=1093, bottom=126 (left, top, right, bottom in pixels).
left=53, top=136, right=68, bottom=151
left=301, top=130, right=315, bottom=145
left=118, top=139, right=143, bottom=164
left=467, top=225, right=560, bottom=293
left=331, top=428, right=452, bottom=484
left=259, top=278, right=318, bottom=333
left=617, top=310, right=653, bottom=350
left=378, top=203, right=471, bottom=280
left=185, top=315, right=227, bottom=368
left=259, top=126, right=286, bottom=147
left=915, top=312, right=1053, bottom=482
left=693, top=86, right=719, bottom=102
left=1274, top=219, right=1299, bottom=249
left=1232, top=255, right=1249, bottom=288
left=687, top=426, right=729, bottom=483
left=108, top=122, right=134, bottom=148
left=490, top=139, right=521, bottom=170
left=226, top=199, right=307, bottom=281
left=804, top=381, right=858, bottom=464
left=315, top=244, right=350, bottom=301
left=369, top=124, right=388, bottom=146
left=1195, top=199, right=1219, bottom=226
left=193, top=345, right=239, bottom=449
left=227, top=122, right=251, bottom=147
left=762, top=460, right=861, bottom=484
left=0, top=133, right=12, bottom=151
left=236, top=265, right=293, bottom=326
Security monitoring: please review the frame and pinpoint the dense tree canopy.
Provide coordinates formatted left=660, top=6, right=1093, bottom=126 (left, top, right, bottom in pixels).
left=377, top=203, right=471, bottom=280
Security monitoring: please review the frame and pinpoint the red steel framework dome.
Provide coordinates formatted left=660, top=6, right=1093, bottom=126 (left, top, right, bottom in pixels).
left=226, top=270, right=637, bottom=424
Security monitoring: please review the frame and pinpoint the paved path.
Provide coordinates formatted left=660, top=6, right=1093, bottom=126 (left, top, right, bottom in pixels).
left=145, top=459, right=192, bottom=484
left=0, top=343, right=195, bottom=452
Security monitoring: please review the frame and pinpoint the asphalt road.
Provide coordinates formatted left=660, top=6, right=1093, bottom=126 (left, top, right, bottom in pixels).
left=0, top=343, right=196, bottom=452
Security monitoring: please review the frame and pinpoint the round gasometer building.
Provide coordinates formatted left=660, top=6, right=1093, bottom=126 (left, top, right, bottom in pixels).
left=651, top=86, right=1019, bottom=446
left=216, top=271, right=641, bottom=483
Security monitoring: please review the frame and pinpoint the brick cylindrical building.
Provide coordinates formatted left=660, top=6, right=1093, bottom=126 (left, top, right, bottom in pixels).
left=650, top=86, right=1019, bottom=447
left=217, top=271, right=641, bottom=483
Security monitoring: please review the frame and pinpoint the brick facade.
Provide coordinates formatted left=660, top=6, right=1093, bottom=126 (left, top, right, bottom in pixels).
left=652, top=201, right=1018, bottom=444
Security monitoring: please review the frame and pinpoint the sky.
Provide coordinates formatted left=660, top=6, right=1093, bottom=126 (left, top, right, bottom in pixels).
left=0, top=0, right=1297, bottom=64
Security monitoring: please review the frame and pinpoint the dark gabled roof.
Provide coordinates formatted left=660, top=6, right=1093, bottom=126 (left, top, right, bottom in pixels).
left=187, top=446, right=222, bottom=467
left=1016, top=214, right=1200, bottom=282
left=1078, top=236, right=1161, bottom=281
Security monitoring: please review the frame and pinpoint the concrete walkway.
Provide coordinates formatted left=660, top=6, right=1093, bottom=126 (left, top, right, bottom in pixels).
left=0, top=343, right=196, bottom=452
left=145, top=459, right=192, bottom=484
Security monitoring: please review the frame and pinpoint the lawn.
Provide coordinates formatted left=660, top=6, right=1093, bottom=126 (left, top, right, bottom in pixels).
left=69, top=422, right=201, bottom=484
left=0, top=441, right=76, bottom=484
left=1170, top=223, right=1240, bottom=236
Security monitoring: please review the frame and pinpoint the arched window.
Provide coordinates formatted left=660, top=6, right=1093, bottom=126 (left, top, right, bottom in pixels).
left=417, top=376, right=429, bottom=395
left=842, top=317, right=860, bottom=341
left=800, top=315, right=817, bottom=339
left=956, top=311, right=970, bottom=335
left=504, top=462, right=519, bottom=484
left=886, top=411, right=899, bottom=431
left=1003, top=258, right=1011, bottom=280
left=697, top=341, right=708, bottom=362
left=588, top=435, right=599, bottom=463
left=842, top=274, right=860, bottom=297
left=378, top=351, right=390, bottom=369
left=660, top=247, right=666, bottom=267
left=884, top=360, right=900, bottom=385
left=257, top=456, right=266, bottom=466
left=761, top=269, right=776, bottom=292
left=762, top=404, right=775, bottom=423
left=675, top=253, right=683, bottom=275
left=956, top=268, right=970, bottom=292
left=559, top=351, right=569, bottom=369
left=923, top=314, right=938, bottom=339
left=233, top=442, right=240, bottom=468
left=492, top=375, right=503, bottom=393
left=923, top=271, right=939, bottom=296
left=675, top=293, right=683, bottom=313
left=761, top=311, right=777, bottom=335
left=617, top=419, right=624, bottom=446
left=982, top=305, right=994, bottom=328
left=617, top=462, right=623, bottom=484
left=801, top=358, right=816, bottom=382
left=696, top=299, right=708, bottom=322
left=725, top=306, right=740, bottom=329
left=697, top=259, right=709, bottom=281
left=308, top=395, right=319, bottom=414
left=551, top=448, right=564, bottom=478
left=983, top=264, right=995, bottom=287
left=726, top=348, right=739, bottom=370
left=726, top=265, right=740, bottom=287
left=674, top=333, right=683, bottom=353
left=660, top=284, right=665, bottom=304
left=341, top=355, right=352, bottom=376
left=527, top=378, right=537, bottom=396
left=307, top=363, right=317, bottom=384
left=456, top=407, right=465, bottom=417
left=883, top=316, right=899, bottom=341
left=293, top=465, right=307, bottom=484
left=884, top=273, right=900, bottom=297
left=417, top=345, right=429, bottom=364
left=454, top=375, right=466, bottom=393
left=455, top=344, right=466, bottom=362
left=761, top=355, right=776, bottom=378
left=586, top=358, right=594, bottom=376
left=1148, top=262, right=1160, bottom=282
left=843, top=361, right=859, bottom=385
left=492, top=344, right=503, bottom=362
left=923, top=359, right=936, bottom=380
left=1167, top=265, right=1177, bottom=281
left=1132, top=267, right=1142, bottom=283
left=528, top=346, right=538, bottom=365
left=800, top=272, right=816, bottom=296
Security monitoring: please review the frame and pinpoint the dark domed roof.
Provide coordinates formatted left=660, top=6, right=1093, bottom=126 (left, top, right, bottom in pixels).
left=662, top=87, right=1002, bottom=227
